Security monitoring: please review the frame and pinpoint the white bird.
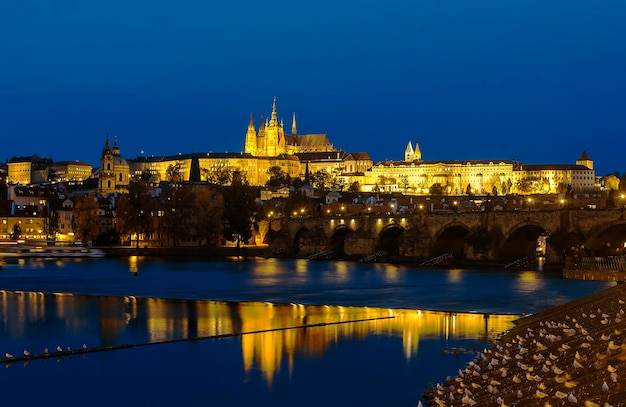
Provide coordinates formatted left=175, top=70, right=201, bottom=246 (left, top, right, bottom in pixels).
left=602, top=381, right=609, bottom=391
left=56, top=346, right=62, bottom=352
left=82, top=344, right=87, bottom=350
left=23, top=350, right=30, bottom=356
left=67, top=346, right=71, bottom=352
left=44, top=348, right=48, bottom=354
left=5, top=353, right=13, bottom=359
left=567, top=394, right=578, bottom=403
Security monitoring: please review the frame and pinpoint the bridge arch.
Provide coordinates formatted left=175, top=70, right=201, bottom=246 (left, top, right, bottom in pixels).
left=374, top=224, right=406, bottom=256
left=584, top=220, right=626, bottom=255
left=329, top=225, right=354, bottom=256
left=292, top=226, right=309, bottom=255
left=498, top=222, right=550, bottom=261
left=431, top=223, right=472, bottom=258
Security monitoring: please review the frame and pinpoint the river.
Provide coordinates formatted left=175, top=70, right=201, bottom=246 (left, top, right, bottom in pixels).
left=0, top=257, right=613, bottom=406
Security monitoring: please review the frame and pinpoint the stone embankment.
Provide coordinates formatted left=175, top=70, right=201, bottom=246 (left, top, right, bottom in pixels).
left=424, top=283, right=626, bottom=406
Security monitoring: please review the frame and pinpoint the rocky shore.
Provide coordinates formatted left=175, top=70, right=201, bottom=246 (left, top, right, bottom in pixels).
left=424, top=283, right=626, bottom=406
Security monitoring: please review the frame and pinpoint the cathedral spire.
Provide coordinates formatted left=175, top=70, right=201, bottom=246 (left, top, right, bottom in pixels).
left=404, top=141, right=414, bottom=162
left=291, top=112, right=297, bottom=135
left=244, top=112, right=257, bottom=155
left=102, top=132, right=112, bottom=155
left=270, top=96, right=278, bottom=124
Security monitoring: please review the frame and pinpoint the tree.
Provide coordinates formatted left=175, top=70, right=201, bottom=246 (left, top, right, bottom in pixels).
left=603, top=175, right=620, bottom=191
left=11, top=224, right=21, bottom=240
left=266, top=165, right=290, bottom=187
left=283, top=191, right=315, bottom=218
left=166, top=164, right=182, bottom=183
left=202, top=163, right=241, bottom=186
left=116, top=181, right=155, bottom=247
left=0, top=178, right=7, bottom=200
left=46, top=197, right=61, bottom=241
left=47, top=168, right=58, bottom=183
left=161, top=185, right=196, bottom=246
left=429, top=183, right=444, bottom=196
left=192, top=186, right=224, bottom=246
left=348, top=181, right=360, bottom=193
left=222, top=172, right=257, bottom=248
left=312, top=171, right=332, bottom=190
left=400, top=175, right=410, bottom=192
left=337, top=177, right=347, bottom=191
left=71, top=194, right=100, bottom=244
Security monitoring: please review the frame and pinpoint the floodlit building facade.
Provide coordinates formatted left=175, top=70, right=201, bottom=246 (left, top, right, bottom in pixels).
left=359, top=144, right=596, bottom=195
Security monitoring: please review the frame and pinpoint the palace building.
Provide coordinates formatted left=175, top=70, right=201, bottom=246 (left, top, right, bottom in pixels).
left=359, top=143, right=596, bottom=195
left=129, top=98, right=371, bottom=187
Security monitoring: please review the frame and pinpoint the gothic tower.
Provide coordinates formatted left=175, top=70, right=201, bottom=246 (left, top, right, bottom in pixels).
left=413, top=142, right=422, bottom=161
left=263, top=97, right=285, bottom=156
left=404, top=141, right=414, bottom=162
left=291, top=112, right=297, bottom=136
left=244, top=112, right=257, bottom=155
left=257, top=115, right=266, bottom=155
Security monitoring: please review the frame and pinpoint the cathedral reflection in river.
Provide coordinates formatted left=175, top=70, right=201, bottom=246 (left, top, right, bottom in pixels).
left=0, top=290, right=519, bottom=385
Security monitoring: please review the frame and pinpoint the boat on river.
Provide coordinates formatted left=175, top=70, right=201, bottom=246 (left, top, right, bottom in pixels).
left=0, top=242, right=105, bottom=258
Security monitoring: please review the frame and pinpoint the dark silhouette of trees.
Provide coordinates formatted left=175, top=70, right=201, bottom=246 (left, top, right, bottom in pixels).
left=116, top=181, right=156, bottom=248
left=222, top=172, right=257, bottom=248
left=71, top=193, right=100, bottom=244
left=429, top=183, right=444, bottom=196
left=161, top=185, right=195, bottom=246
left=266, top=165, right=290, bottom=187
left=192, top=186, right=224, bottom=246
left=283, top=191, right=315, bottom=217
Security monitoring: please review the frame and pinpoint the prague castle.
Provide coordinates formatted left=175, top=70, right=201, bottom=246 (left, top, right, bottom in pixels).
left=129, top=98, right=371, bottom=186
left=244, top=97, right=334, bottom=156
left=3, top=98, right=597, bottom=197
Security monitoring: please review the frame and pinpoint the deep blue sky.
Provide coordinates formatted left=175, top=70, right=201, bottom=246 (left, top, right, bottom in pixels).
left=1, top=1, right=625, bottom=175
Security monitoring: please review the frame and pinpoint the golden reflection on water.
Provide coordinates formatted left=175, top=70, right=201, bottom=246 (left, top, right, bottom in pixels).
left=516, top=271, right=544, bottom=292
left=447, top=269, right=463, bottom=284
left=0, top=292, right=519, bottom=386
left=128, top=256, right=139, bottom=273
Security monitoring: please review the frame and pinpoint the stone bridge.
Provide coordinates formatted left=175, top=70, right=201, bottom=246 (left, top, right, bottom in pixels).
left=262, top=209, right=626, bottom=264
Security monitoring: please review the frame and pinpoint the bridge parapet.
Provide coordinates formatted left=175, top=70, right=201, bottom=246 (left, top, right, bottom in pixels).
left=268, top=209, right=626, bottom=263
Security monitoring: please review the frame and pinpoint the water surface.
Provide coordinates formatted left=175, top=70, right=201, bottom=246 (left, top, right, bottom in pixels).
left=0, top=257, right=613, bottom=406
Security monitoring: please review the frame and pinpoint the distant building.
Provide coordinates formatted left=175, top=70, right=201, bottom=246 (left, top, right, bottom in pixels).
left=7, top=154, right=53, bottom=185
left=512, top=151, right=596, bottom=194
left=97, top=135, right=130, bottom=194
left=360, top=143, right=596, bottom=195
left=49, top=161, right=93, bottom=183
left=244, top=97, right=335, bottom=157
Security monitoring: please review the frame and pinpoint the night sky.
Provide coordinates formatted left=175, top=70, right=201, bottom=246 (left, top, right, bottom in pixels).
left=1, top=1, right=625, bottom=175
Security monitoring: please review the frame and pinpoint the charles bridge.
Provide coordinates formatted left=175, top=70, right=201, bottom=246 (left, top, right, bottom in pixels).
left=261, top=208, right=626, bottom=264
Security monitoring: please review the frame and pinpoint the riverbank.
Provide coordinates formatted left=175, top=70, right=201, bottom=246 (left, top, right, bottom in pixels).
left=97, top=245, right=563, bottom=271
left=99, top=245, right=267, bottom=258
left=425, top=282, right=626, bottom=406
